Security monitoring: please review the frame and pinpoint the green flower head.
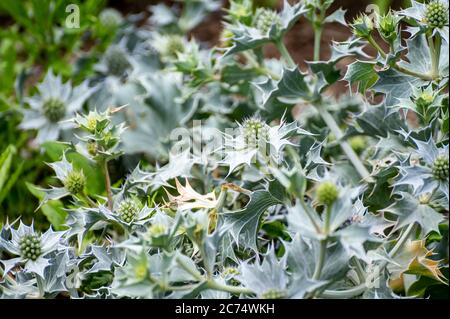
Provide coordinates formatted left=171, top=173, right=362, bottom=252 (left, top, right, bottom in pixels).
left=104, top=46, right=131, bottom=77
left=351, top=14, right=374, bottom=38
left=64, top=170, right=86, bottom=195
left=242, top=117, right=270, bottom=147
left=254, top=8, right=282, bottom=34
left=316, top=181, right=339, bottom=206
left=432, top=155, right=449, bottom=181
left=117, top=198, right=141, bottom=223
left=19, top=234, right=42, bottom=261
left=42, top=98, right=66, bottom=122
left=424, top=1, right=449, bottom=28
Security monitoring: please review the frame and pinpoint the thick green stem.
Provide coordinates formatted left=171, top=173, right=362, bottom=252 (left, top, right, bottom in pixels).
left=176, top=256, right=204, bottom=281
left=367, top=35, right=387, bottom=60
left=428, top=34, right=441, bottom=80
left=313, top=26, right=323, bottom=61
left=320, top=283, right=367, bottom=299
left=102, top=161, right=113, bottom=210
left=367, top=35, right=434, bottom=81
left=320, top=223, right=416, bottom=299
left=387, top=223, right=416, bottom=259
left=312, top=239, right=328, bottom=281
left=175, top=256, right=253, bottom=295
left=353, top=258, right=366, bottom=283
left=206, top=280, right=253, bottom=295
left=275, top=40, right=296, bottom=68
left=81, top=192, right=97, bottom=207
left=312, top=205, right=331, bottom=280
left=299, top=199, right=322, bottom=234
left=318, top=107, right=373, bottom=182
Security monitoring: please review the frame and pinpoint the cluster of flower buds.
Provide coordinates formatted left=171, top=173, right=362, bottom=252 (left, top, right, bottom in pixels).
left=351, top=14, right=374, bottom=39
left=42, top=98, right=66, bottom=122
left=117, top=198, right=142, bottom=223
left=254, top=8, right=282, bottom=35
left=424, top=1, right=449, bottom=29
left=378, top=11, right=400, bottom=43
left=432, top=155, right=449, bottom=181
left=242, top=117, right=270, bottom=148
left=99, top=8, right=123, bottom=29
left=72, top=107, right=126, bottom=162
left=316, top=181, right=339, bottom=206
left=20, top=234, right=42, bottom=261
left=225, top=0, right=253, bottom=25
left=104, top=46, right=131, bottom=77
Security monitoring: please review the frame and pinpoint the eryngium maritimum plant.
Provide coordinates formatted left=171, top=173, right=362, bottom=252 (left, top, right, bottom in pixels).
left=19, top=70, right=96, bottom=144
left=0, top=0, right=448, bottom=300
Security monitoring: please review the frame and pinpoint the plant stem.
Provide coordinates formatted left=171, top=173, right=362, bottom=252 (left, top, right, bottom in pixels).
left=367, top=35, right=434, bottom=81
left=175, top=256, right=253, bottom=295
left=318, top=107, right=373, bottom=182
left=312, top=239, right=328, bottom=280
left=387, top=222, right=416, bottom=259
left=275, top=39, right=296, bottom=68
left=312, top=205, right=331, bottom=280
left=428, top=34, right=441, bottom=80
left=102, top=161, right=113, bottom=210
left=206, top=280, right=253, bottom=295
left=353, top=258, right=366, bottom=283
left=81, top=192, right=97, bottom=207
left=320, top=283, right=367, bottom=299
left=367, top=35, right=387, bottom=60
left=176, top=256, right=204, bottom=282
left=320, top=223, right=416, bottom=299
left=313, top=27, right=323, bottom=61
left=299, top=199, right=322, bottom=234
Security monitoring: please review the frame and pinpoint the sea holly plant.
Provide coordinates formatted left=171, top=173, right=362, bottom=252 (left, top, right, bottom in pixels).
left=0, top=1, right=449, bottom=299
left=19, top=70, right=97, bottom=145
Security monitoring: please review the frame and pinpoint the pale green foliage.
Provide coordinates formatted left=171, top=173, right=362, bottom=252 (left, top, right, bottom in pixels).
left=0, top=0, right=448, bottom=300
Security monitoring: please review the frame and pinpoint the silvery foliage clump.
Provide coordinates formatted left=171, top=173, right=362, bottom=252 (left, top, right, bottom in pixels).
left=2, top=0, right=448, bottom=299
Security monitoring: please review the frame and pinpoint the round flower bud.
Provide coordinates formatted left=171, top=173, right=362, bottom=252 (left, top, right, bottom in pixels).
left=155, top=34, right=186, bottom=60
left=220, top=28, right=235, bottom=48
left=104, top=47, right=131, bottom=77
left=242, top=117, right=269, bottom=147
left=432, top=155, right=449, bottom=180
left=351, top=15, right=374, bottom=38
left=415, top=92, right=435, bottom=109
left=261, top=288, right=287, bottom=299
left=254, top=8, right=282, bottom=34
left=20, top=234, right=42, bottom=261
left=223, top=267, right=240, bottom=276
left=148, top=223, right=168, bottom=237
left=42, top=98, right=66, bottom=122
left=419, top=193, right=432, bottom=205
left=64, top=170, right=86, bottom=195
left=316, top=181, right=339, bottom=206
left=349, top=136, right=366, bottom=155
left=86, top=113, right=100, bottom=132
left=87, top=140, right=98, bottom=156
left=99, top=8, right=123, bottom=29
left=379, top=12, right=398, bottom=42
left=117, top=198, right=141, bottom=223
left=134, top=263, right=148, bottom=281
left=424, top=1, right=449, bottom=29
